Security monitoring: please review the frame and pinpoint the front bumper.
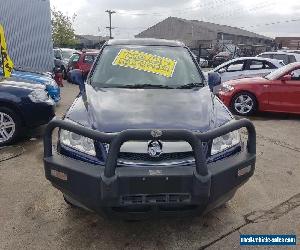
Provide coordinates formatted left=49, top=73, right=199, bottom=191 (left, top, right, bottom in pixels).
left=23, top=101, right=55, bottom=128
left=43, top=119, right=256, bottom=218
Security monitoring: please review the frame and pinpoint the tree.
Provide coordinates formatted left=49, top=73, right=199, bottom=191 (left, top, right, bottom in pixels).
left=51, top=9, right=77, bottom=47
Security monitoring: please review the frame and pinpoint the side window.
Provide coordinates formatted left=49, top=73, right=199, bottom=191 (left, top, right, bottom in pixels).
left=290, top=69, right=300, bottom=81
left=226, top=61, right=244, bottom=72
left=264, top=62, right=277, bottom=69
left=70, top=54, right=80, bottom=62
left=248, top=60, right=264, bottom=70
left=273, top=54, right=289, bottom=65
left=288, top=55, right=296, bottom=63
left=84, top=55, right=95, bottom=64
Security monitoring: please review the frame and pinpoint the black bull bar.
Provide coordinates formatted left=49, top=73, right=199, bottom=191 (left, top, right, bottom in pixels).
left=43, top=118, right=256, bottom=214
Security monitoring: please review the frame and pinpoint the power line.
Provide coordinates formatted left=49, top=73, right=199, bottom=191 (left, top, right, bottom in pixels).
left=116, top=0, right=235, bottom=17
left=105, top=10, right=116, bottom=39
left=242, top=18, right=300, bottom=29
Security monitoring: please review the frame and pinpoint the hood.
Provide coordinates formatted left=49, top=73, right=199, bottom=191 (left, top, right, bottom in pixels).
left=11, top=70, right=51, bottom=85
left=0, top=77, right=45, bottom=90
left=66, top=85, right=233, bottom=133
left=226, top=76, right=268, bottom=86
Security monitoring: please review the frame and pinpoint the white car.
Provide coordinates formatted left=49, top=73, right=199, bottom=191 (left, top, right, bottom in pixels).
left=199, top=57, right=209, bottom=67
left=208, top=57, right=284, bottom=83
left=257, top=51, right=300, bottom=65
left=191, top=52, right=209, bottom=67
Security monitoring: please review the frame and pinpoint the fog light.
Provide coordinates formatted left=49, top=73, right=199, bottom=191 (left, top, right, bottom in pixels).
left=51, top=169, right=68, bottom=181
left=238, top=166, right=252, bottom=177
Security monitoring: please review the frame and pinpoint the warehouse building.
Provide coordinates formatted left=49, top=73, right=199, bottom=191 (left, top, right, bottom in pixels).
left=136, top=17, right=273, bottom=53
left=275, top=37, right=300, bottom=50
left=75, top=35, right=110, bottom=49
left=0, top=0, right=53, bottom=72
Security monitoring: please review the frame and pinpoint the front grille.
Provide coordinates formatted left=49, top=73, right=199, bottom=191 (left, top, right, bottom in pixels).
left=121, top=193, right=191, bottom=205
left=118, top=142, right=208, bottom=164
left=119, top=151, right=194, bottom=162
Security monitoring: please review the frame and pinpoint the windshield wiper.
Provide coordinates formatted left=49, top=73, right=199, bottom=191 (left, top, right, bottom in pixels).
left=176, top=82, right=205, bottom=89
left=120, top=84, right=174, bottom=89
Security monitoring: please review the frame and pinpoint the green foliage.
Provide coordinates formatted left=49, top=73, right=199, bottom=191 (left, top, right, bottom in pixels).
left=51, top=9, right=77, bottom=47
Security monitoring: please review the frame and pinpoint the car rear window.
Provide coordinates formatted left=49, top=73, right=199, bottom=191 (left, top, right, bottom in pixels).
left=272, top=54, right=289, bottom=64
left=288, top=55, right=296, bottom=63
left=84, top=55, right=96, bottom=64
left=70, top=54, right=80, bottom=62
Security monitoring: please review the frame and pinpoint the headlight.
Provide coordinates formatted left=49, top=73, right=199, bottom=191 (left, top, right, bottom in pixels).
left=28, top=89, right=51, bottom=103
left=47, top=79, right=58, bottom=88
left=211, top=130, right=240, bottom=155
left=60, top=127, right=96, bottom=156
left=220, top=83, right=234, bottom=92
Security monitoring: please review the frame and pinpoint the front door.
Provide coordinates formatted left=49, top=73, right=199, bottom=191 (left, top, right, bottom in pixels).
left=268, top=68, right=300, bottom=113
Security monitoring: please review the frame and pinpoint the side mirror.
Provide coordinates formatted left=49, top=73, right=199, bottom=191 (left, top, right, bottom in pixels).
left=281, top=74, right=292, bottom=82
left=70, top=69, right=85, bottom=92
left=218, top=68, right=226, bottom=74
left=208, top=72, right=221, bottom=92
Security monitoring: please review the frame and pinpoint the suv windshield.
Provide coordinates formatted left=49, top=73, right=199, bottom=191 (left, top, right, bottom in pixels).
left=90, top=45, right=204, bottom=89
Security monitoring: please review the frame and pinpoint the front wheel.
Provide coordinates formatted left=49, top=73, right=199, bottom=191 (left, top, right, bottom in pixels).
left=231, top=92, right=257, bottom=116
left=0, top=107, right=21, bottom=146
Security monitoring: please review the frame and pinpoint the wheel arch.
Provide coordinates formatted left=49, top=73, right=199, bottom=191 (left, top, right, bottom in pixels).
left=0, top=101, right=26, bottom=126
left=231, top=90, right=259, bottom=109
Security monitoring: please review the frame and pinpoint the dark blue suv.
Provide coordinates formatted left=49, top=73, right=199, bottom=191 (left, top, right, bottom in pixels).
left=44, top=39, right=256, bottom=219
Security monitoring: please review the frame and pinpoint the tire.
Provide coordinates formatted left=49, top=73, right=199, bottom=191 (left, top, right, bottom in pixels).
left=231, top=92, right=258, bottom=116
left=0, top=107, right=21, bottom=146
left=63, top=195, right=78, bottom=208
left=63, top=194, right=90, bottom=210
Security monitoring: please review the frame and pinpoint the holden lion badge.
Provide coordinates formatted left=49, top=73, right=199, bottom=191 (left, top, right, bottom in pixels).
left=148, top=140, right=163, bottom=158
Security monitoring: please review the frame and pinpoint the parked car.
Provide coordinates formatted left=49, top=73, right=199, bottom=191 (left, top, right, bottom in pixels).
left=191, top=52, right=209, bottom=67
left=209, top=57, right=284, bottom=83
left=0, top=77, right=55, bottom=146
left=279, top=49, right=300, bottom=54
left=217, top=62, right=300, bottom=116
left=43, top=39, right=256, bottom=219
left=257, top=51, right=300, bottom=65
left=54, top=48, right=77, bottom=79
left=0, top=61, right=60, bottom=103
left=212, top=51, right=232, bottom=67
left=190, top=48, right=215, bottom=67
left=67, top=50, right=99, bottom=81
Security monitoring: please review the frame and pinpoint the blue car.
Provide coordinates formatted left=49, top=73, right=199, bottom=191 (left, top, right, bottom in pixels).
left=43, top=39, right=256, bottom=219
left=0, top=77, right=55, bottom=146
left=0, top=64, right=61, bottom=102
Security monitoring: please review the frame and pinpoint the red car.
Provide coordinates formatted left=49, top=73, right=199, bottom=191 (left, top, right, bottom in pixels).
left=218, top=62, right=300, bottom=116
left=67, top=50, right=99, bottom=79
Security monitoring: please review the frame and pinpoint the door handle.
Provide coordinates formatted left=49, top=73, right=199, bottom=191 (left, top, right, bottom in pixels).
left=263, top=85, right=269, bottom=88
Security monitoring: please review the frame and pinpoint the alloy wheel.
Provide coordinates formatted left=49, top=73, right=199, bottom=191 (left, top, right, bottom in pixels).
left=0, top=112, right=16, bottom=143
left=234, top=94, right=254, bottom=115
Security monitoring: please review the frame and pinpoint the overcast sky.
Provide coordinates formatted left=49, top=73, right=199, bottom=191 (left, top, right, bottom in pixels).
left=50, top=0, right=300, bottom=39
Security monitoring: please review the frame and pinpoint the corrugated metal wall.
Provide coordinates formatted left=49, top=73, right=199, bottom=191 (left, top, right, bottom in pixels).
left=0, top=0, right=54, bottom=72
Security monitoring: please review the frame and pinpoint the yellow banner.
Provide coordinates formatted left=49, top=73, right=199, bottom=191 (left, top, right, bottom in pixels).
left=0, top=24, right=14, bottom=78
left=112, top=49, right=177, bottom=78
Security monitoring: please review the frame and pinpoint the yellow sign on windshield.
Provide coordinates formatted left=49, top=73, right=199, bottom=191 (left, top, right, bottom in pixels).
left=0, top=24, right=14, bottom=78
left=112, top=49, right=177, bottom=78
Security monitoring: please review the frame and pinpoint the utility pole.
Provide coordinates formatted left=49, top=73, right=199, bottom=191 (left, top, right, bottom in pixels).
left=105, top=10, right=116, bottom=39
